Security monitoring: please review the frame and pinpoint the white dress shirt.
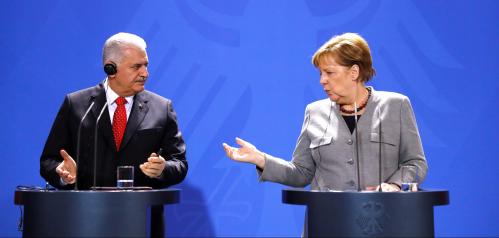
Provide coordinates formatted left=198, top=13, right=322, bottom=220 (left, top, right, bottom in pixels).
left=104, top=79, right=134, bottom=123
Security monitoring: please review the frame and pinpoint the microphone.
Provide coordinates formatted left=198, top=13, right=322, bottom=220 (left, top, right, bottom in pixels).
left=75, top=97, right=95, bottom=190
left=353, top=100, right=361, bottom=191
left=378, top=107, right=383, bottom=192
left=92, top=102, right=108, bottom=189
left=317, top=101, right=333, bottom=191
left=352, top=82, right=363, bottom=191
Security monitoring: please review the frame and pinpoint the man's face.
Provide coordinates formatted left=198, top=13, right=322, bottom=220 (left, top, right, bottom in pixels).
left=108, top=45, right=149, bottom=96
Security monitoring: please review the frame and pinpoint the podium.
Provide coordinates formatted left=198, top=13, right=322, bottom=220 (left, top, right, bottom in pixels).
left=282, top=188, right=449, bottom=237
left=14, top=188, right=179, bottom=237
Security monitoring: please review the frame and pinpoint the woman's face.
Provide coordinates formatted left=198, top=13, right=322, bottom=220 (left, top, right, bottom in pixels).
left=317, top=56, right=358, bottom=104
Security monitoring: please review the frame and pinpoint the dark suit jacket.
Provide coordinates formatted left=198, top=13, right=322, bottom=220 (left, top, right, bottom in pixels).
left=40, top=83, right=188, bottom=189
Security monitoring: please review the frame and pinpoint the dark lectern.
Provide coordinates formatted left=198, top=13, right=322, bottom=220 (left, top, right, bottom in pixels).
left=14, top=189, right=179, bottom=237
left=282, top=188, right=449, bottom=237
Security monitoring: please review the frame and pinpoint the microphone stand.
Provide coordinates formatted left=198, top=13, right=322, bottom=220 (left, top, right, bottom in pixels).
left=75, top=99, right=95, bottom=190
left=378, top=107, right=383, bottom=192
left=92, top=103, right=108, bottom=189
left=354, top=101, right=361, bottom=191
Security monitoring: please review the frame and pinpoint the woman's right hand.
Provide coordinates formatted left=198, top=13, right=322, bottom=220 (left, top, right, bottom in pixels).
left=223, top=137, right=266, bottom=169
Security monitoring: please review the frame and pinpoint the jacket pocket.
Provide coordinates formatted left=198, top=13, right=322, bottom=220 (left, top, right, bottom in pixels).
left=370, top=132, right=397, bottom=146
left=309, top=136, right=334, bottom=149
left=136, top=127, right=163, bottom=136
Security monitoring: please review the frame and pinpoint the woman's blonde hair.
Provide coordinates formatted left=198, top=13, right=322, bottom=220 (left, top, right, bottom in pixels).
left=312, top=33, right=376, bottom=82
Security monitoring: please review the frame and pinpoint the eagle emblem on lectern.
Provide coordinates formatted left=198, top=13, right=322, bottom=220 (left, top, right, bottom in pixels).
left=356, top=201, right=390, bottom=236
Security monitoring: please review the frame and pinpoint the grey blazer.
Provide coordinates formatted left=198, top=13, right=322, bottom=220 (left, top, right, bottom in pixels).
left=259, top=87, right=427, bottom=191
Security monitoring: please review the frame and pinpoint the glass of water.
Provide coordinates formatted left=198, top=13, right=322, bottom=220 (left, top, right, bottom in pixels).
left=401, top=165, right=418, bottom=192
left=117, top=166, right=134, bottom=188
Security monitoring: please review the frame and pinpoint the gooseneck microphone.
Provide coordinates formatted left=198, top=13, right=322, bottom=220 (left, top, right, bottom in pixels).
left=92, top=102, right=108, bottom=189
left=353, top=100, right=361, bottom=191
left=75, top=97, right=95, bottom=190
left=378, top=107, right=383, bottom=192
left=316, top=101, right=333, bottom=191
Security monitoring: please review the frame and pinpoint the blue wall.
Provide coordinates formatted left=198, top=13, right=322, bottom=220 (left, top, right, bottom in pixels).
left=1, top=0, right=498, bottom=236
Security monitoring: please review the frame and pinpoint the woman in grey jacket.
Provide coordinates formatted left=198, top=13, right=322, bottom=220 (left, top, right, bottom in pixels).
left=223, top=33, right=427, bottom=192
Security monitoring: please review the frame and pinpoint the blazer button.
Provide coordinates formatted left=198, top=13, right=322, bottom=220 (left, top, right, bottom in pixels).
left=347, top=159, right=354, bottom=165
left=347, top=139, right=353, bottom=145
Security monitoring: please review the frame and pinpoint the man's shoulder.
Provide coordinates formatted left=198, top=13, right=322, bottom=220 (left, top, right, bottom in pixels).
left=67, top=84, right=103, bottom=100
left=139, top=90, right=171, bottom=104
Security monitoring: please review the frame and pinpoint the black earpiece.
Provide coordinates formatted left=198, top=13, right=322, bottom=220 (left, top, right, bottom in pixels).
left=103, top=62, right=117, bottom=75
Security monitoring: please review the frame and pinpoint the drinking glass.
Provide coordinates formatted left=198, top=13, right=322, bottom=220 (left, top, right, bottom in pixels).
left=401, top=165, right=418, bottom=192
left=117, top=166, right=134, bottom=188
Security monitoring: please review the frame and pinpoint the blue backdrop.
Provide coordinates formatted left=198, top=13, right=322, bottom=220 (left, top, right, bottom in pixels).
left=1, top=0, right=498, bottom=236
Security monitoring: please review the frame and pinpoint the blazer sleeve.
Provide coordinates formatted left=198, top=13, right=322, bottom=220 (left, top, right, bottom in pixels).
left=40, top=95, right=75, bottom=189
left=257, top=105, right=316, bottom=187
left=149, top=100, right=188, bottom=188
left=387, top=96, right=428, bottom=185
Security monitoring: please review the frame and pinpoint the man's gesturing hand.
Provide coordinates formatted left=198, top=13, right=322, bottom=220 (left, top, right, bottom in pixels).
left=55, top=149, right=77, bottom=184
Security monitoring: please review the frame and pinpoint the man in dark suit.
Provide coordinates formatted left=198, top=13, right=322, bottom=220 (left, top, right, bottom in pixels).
left=40, top=32, right=188, bottom=190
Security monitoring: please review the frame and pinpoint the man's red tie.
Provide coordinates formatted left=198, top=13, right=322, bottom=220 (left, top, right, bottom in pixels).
left=112, top=96, right=127, bottom=151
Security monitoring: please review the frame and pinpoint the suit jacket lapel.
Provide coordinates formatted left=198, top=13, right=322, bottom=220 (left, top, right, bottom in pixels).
left=120, top=91, right=149, bottom=151
left=90, top=83, right=116, bottom=152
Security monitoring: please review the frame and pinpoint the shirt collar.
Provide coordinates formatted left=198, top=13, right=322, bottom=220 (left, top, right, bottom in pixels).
left=104, top=78, right=134, bottom=105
